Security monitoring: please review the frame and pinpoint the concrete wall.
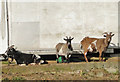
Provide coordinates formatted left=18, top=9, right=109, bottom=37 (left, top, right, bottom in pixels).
left=8, top=2, right=118, bottom=50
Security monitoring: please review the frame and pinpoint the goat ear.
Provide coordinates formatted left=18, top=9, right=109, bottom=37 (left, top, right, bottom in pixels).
left=66, top=36, right=68, bottom=39
left=64, top=38, right=67, bottom=41
left=111, top=34, right=115, bottom=36
left=71, top=37, right=74, bottom=40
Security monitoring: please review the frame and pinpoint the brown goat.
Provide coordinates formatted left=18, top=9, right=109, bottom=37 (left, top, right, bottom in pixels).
left=80, top=32, right=114, bottom=62
left=55, top=36, right=74, bottom=62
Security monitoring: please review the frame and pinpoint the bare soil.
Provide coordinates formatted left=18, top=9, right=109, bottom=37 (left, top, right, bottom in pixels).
left=1, top=57, right=119, bottom=80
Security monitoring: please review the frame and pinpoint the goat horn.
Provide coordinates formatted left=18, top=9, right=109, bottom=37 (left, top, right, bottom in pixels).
left=103, top=32, right=108, bottom=35
left=69, top=36, right=71, bottom=39
left=7, top=45, right=14, bottom=50
left=9, top=45, right=14, bottom=49
left=109, top=32, right=112, bottom=35
left=71, top=37, right=74, bottom=40
left=66, top=36, right=68, bottom=39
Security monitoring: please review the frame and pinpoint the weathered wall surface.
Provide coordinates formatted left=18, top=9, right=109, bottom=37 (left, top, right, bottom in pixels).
left=8, top=2, right=118, bottom=50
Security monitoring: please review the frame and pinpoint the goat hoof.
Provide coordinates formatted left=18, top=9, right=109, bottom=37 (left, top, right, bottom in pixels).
left=86, top=61, right=88, bottom=63
left=67, top=61, right=70, bottom=63
left=99, top=60, right=103, bottom=62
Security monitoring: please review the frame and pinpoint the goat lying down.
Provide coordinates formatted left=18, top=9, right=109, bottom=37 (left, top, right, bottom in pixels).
left=4, top=45, right=43, bottom=65
left=56, top=36, right=74, bottom=63
left=80, top=32, right=114, bottom=62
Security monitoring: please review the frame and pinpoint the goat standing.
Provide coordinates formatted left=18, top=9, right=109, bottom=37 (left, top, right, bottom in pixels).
left=55, top=36, right=74, bottom=63
left=80, top=32, right=114, bottom=62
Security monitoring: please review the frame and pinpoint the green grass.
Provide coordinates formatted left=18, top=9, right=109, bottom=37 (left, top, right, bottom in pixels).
left=12, top=77, right=26, bottom=80
left=113, top=70, right=119, bottom=75
left=2, top=61, right=9, bottom=64
left=2, top=61, right=15, bottom=64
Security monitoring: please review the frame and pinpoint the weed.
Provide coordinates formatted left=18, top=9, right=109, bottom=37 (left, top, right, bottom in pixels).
left=113, top=70, right=119, bottom=75
left=82, top=72, right=86, bottom=75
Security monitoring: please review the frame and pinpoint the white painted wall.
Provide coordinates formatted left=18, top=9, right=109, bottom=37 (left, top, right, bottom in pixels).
left=118, top=1, right=120, bottom=46
left=0, top=0, right=8, bottom=54
left=39, top=2, right=118, bottom=49
left=0, top=1, right=118, bottom=51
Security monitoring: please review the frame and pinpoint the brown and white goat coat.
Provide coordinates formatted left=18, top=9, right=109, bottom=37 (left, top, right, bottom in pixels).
left=80, top=32, right=114, bottom=62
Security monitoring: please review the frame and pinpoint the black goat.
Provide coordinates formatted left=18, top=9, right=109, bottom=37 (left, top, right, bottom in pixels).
left=5, top=45, right=41, bottom=65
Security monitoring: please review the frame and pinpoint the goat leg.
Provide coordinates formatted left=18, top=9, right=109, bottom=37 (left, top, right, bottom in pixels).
left=84, top=52, right=88, bottom=62
left=8, top=57, right=12, bottom=66
left=101, top=53, right=104, bottom=61
left=65, top=55, right=69, bottom=63
left=99, top=51, right=102, bottom=61
left=67, top=55, right=70, bottom=63
left=56, top=52, right=59, bottom=59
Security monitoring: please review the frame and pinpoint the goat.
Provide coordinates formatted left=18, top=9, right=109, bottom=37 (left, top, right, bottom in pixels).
left=55, top=36, right=74, bottom=63
left=5, top=45, right=41, bottom=65
left=80, top=32, right=114, bottom=62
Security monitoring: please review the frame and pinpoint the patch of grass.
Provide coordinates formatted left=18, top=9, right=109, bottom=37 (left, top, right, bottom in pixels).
left=82, top=72, right=86, bottom=75
left=2, top=61, right=9, bottom=64
left=2, top=61, right=15, bottom=64
left=12, top=77, right=26, bottom=80
left=113, top=70, right=119, bottom=75
left=2, top=78, right=9, bottom=81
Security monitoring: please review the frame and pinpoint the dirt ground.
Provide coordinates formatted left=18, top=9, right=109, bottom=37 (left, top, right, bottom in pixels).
left=1, top=57, right=119, bottom=80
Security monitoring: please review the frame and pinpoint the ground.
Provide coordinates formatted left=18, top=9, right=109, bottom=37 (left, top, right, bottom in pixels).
left=1, top=57, right=119, bottom=80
